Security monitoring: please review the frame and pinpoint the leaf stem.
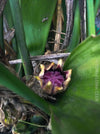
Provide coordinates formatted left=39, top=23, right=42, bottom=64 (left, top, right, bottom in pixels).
left=18, top=120, right=47, bottom=128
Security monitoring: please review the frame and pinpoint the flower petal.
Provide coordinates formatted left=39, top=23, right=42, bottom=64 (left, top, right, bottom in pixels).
left=53, top=86, right=63, bottom=95
left=43, top=81, right=53, bottom=94
left=39, top=64, right=45, bottom=77
left=46, top=62, right=55, bottom=70
left=65, top=69, right=72, bottom=78
left=34, top=76, right=43, bottom=87
left=57, top=59, right=63, bottom=68
left=63, top=77, right=71, bottom=89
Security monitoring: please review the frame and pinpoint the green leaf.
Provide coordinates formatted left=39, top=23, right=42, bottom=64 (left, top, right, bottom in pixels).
left=68, top=0, right=80, bottom=52
left=50, top=35, right=100, bottom=134
left=64, top=35, right=100, bottom=102
left=4, top=0, right=13, bottom=28
left=94, top=0, right=100, bottom=16
left=0, top=15, right=4, bottom=50
left=87, top=0, right=96, bottom=36
left=0, top=63, right=50, bottom=115
left=21, top=0, right=57, bottom=56
left=4, top=1, right=18, bottom=53
left=51, top=95, right=100, bottom=134
left=9, top=0, right=33, bottom=77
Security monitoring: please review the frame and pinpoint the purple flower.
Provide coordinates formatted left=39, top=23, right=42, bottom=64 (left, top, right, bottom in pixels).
left=35, top=59, right=72, bottom=95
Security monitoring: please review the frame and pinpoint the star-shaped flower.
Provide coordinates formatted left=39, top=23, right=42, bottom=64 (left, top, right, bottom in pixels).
left=35, top=59, right=72, bottom=95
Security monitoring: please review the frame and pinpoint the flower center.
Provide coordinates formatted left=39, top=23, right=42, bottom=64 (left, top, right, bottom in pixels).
left=42, top=71, right=64, bottom=87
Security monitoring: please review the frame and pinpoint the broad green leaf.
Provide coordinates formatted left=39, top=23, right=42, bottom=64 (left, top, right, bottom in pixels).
left=50, top=35, right=100, bottom=134
left=0, top=63, right=50, bottom=114
left=64, top=35, right=100, bottom=102
left=21, top=0, right=57, bottom=56
left=51, top=95, right=100, bottom=134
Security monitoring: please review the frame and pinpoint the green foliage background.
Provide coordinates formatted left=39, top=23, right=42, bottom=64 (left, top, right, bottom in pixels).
left=0, top=0, right=100, bottom=134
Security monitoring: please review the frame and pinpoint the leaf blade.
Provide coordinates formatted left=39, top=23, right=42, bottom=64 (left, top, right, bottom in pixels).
left=9, top=0, right=33, bottom=77
left=51, top=35, right=100, bottom=134
left=21, top=0, right=57, bottom=56
left=21, top=0, right=57, bottom=55
left=64, top=35, right=100, bottom=102
left=0, top=63, right=50, bottom=114
left=87, top=0, right=95, bottom=36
